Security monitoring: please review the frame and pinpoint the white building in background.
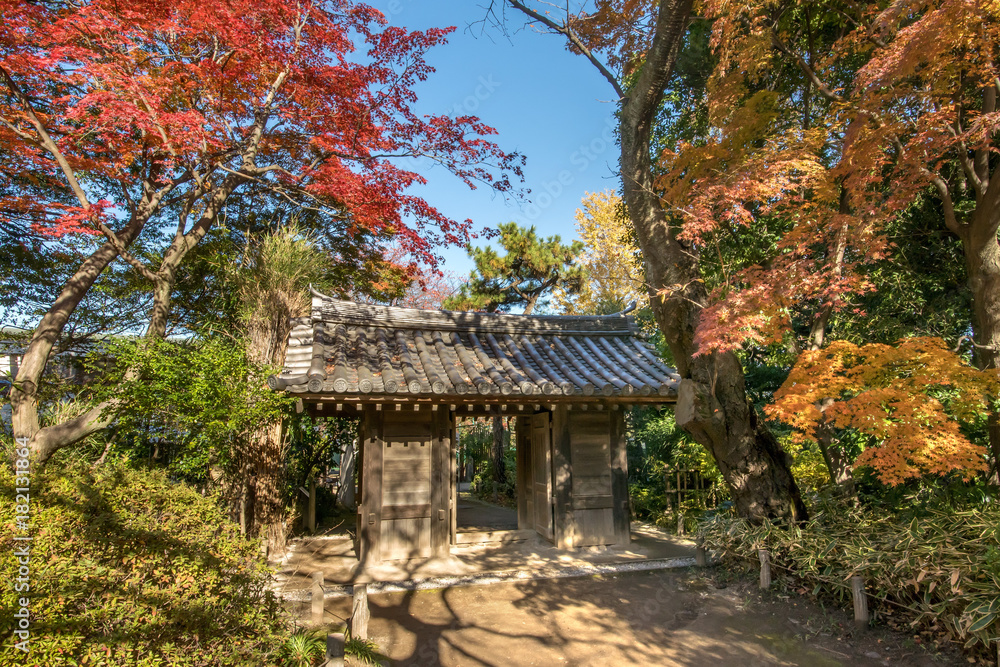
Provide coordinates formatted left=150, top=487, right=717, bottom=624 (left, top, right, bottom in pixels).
left=0, top=338, right=22, bottom=432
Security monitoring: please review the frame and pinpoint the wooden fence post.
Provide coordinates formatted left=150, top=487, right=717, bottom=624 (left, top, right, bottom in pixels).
left=758, top=549, right=771, bottom=589
left=325, top=632, right=345, bottom=667
left=851, top=575, right=869, bottom=630
left=695, top=538, right=707, bottom=567
left=311, top=572, right=325, bottom=626
left=351, top=583, right=370, bottom=640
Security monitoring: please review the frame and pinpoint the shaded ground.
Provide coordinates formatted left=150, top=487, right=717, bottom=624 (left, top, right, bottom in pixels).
left=276, top=522, right=694, bottom=589
left=317, top=568, right=959, bottom=667
left=456, top=494, right=518, bottom=531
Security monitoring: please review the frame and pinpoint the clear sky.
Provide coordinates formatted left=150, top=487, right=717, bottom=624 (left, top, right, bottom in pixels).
left=370, top=1, right=622, bottom=277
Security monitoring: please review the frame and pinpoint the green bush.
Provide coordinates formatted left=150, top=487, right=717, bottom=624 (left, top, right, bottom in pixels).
left=278, top=630, right=325, bottom=667
left=0, top=461, right=287, bottom=666
left=700, top=500, right=1000, bottom=660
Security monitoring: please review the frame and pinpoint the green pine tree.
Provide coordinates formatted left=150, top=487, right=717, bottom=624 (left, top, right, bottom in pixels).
left=443, top=222, right=584, bottom=315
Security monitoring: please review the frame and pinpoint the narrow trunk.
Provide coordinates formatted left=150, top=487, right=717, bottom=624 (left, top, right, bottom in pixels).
left=338, top=437, right=357, bottom=509
left=814, top=398, right=854, bottom=489
left=491, top=414, right=507, bottom=493
left=620, top=0, right=806, bottom=522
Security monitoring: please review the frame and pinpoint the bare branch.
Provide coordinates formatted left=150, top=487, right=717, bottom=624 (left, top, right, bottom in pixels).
left=770, top=29, right=844, bottom=104
left=507, top=0, right=626, bottom=100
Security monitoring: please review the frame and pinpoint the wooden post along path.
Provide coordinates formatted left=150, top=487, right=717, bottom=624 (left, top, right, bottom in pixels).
left=311, top=572, right=325, bottom=625
left=351, top=583, right=370, bottom=640
left=758, top=549, right=771, bottom=589
left=695, top=538, right=707, bottom=567
left=851, top=575, right=869, bottom=629
left=325, top=632, right=345, bottom=667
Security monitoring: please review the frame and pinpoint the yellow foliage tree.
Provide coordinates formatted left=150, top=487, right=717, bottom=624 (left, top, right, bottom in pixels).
left=555, top=191, right=647, bottom=315
left=768, top=338, right=997, bottom=486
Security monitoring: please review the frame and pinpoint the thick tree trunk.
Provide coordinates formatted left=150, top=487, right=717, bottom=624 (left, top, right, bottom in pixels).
left=962, top=228, right=1000, bottom=483
left=253, top=420, right=288, bottom=554
left=620, top=0, right=807, bottom=522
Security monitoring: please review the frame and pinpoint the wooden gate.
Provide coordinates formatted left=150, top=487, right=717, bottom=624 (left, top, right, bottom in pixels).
left=530, top=412, right=554, bottom=540
left=359, top=408, right=450, bottom=562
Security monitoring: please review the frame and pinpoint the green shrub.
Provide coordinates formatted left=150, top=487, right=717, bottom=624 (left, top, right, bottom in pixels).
left=700, top=500, right=1000, bottom=660
left=278, top=629, right=325, bottom=667
left=0, top=461, right=286, bottom=666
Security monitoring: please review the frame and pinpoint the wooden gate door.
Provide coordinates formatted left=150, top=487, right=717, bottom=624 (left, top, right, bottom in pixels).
left=531, top=412, right=554, bottom=540
left=380, top=412, right=433, bottom=560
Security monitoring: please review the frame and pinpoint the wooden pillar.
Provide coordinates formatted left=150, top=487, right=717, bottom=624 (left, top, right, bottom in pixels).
left=325, top=632, right=345, bottom=667
left=758, top=549, right=771, bottom=589
left=359, top=407, right=383, bottom=564
left=851, top=576, right=869, bottom=629
left=551, top=406, right=575, bottom=549
left=609, top=409, right=630, bottom=546
left=450, top=408, right=458, bottom=545
left=431, top=408, right=450, bottom=558
left=515, top=415, right=531, bottom=530
left=311, top=572, right=325, bottom=625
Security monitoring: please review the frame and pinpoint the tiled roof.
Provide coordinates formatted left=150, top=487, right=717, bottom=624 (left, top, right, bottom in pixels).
left=270, top=290, right=679, bottom=402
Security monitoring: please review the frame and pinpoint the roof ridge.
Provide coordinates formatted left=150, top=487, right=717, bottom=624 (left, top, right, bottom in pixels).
left=308, top=288, right=637, bottom=336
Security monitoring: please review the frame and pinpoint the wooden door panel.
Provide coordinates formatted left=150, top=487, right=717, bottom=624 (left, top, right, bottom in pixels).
left=531, top=412, right=553, bottom=540
left=569, top=411, right=615, bottom=546
left=380, top=420, right=433, bottom=560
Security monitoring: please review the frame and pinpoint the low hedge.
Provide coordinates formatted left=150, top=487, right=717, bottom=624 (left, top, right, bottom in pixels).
left=0, top=461, right=286, bottom=666
left=700, top=501, right=1000, bottom=660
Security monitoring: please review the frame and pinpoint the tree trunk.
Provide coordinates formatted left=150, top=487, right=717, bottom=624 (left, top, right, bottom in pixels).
left=14, top=215, right=149, bottom=462
left=338, top=436, right=357, bottom=510
left=252, top=420, right=288, bottom=554
left=21, top=177, right=244, bottom=465
left=491, top=414, right=507, bottom=494
left=962, top=227, right=1000, bottom=483
left=620, top=0, right=807, bottom=522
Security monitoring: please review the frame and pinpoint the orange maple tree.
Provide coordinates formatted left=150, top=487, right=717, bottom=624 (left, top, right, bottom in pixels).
left=648, top=0, right=1000, bottom=481
left=769, top=338, right=996, bottom=485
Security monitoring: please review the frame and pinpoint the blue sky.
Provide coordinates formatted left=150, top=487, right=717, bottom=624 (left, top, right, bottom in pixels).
left=371, top=1, right=622, bottom=277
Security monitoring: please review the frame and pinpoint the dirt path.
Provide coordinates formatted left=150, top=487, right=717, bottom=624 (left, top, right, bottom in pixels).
left=325, top=568, right=958, bottom=666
